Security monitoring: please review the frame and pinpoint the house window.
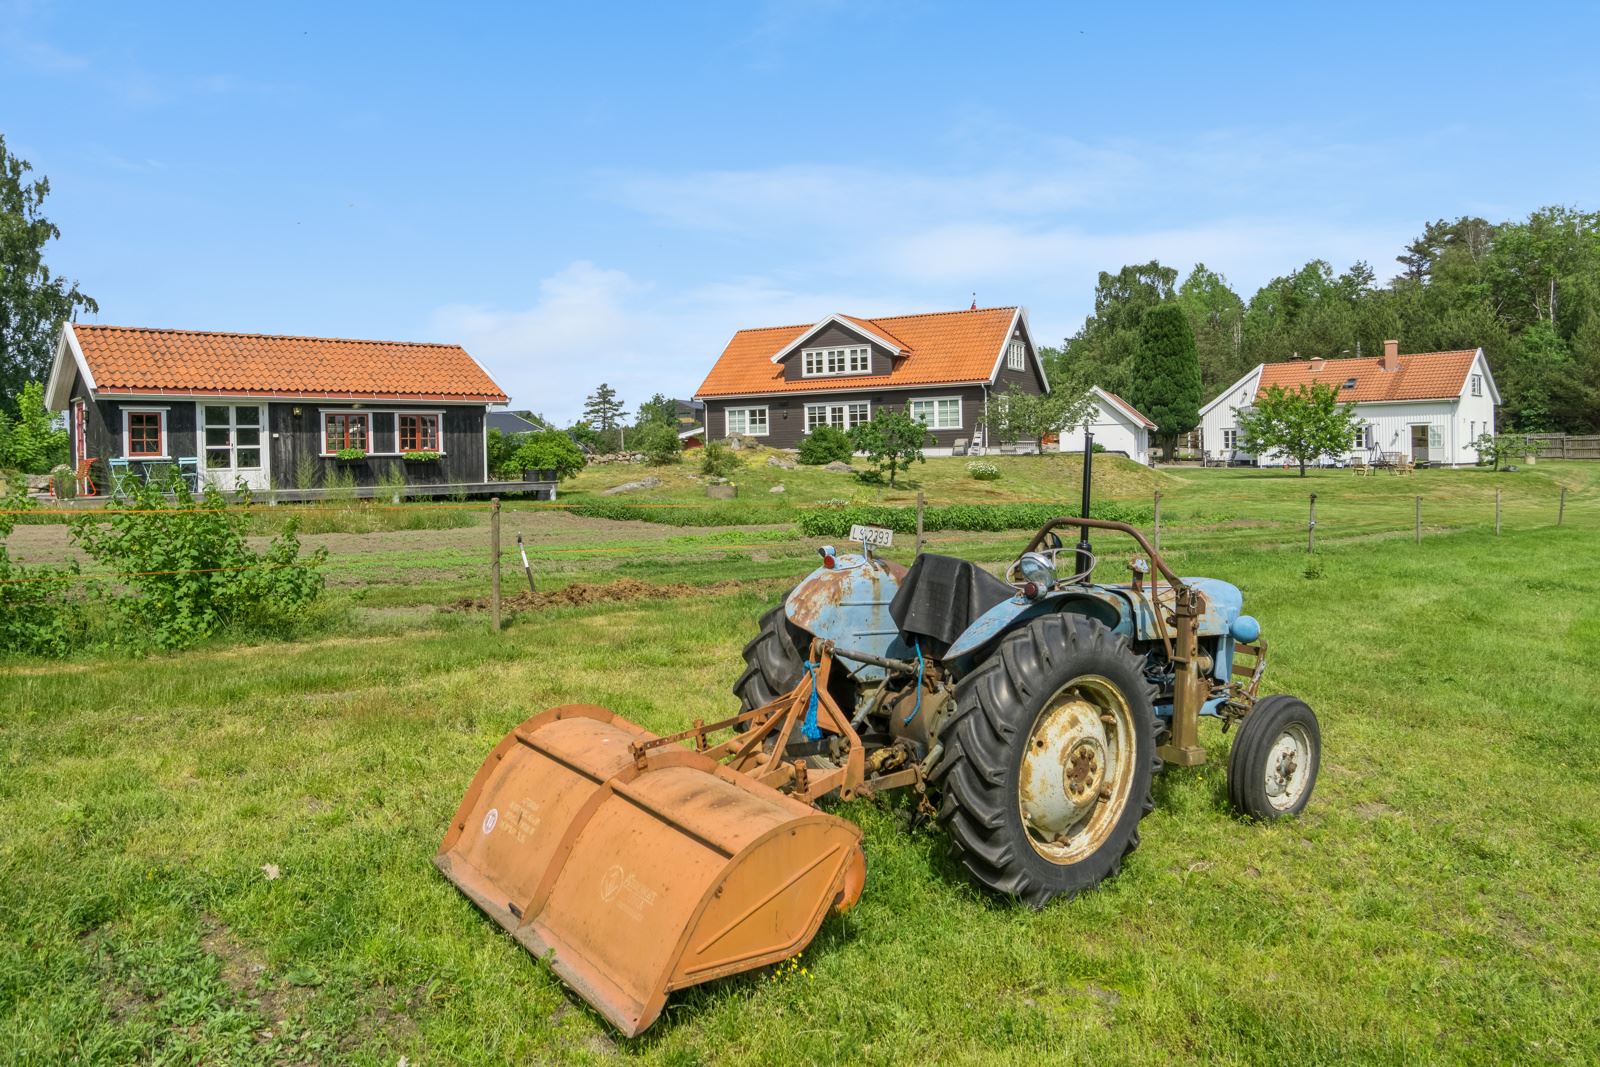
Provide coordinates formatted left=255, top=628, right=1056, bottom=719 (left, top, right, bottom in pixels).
left=1352, top=424, right=1373, bottom=450
left=324, top=412, right=369, bottom=452
left=805, top=402, right=870, bottom=431
left=1471, top=374, right=1482, bottom=397
left=1222, top=428, right=1238, bottom=450
left=802, top=346, right=871, bottom=377
left=125, top=410, right=165, bottom=458
left=725, top=406, right=769, bottom=436
left=1007, top=339, right=1025, bottom=371
left=1342, top=378, right=1358, bottom=390
left=399, top=413, right=441, bottom=452
left=909, top=397, right=961, bottom=431
left=1428, top=425, right=1444, bottom=450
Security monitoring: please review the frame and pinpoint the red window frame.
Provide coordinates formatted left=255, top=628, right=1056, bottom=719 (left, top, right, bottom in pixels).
left=127, top=411, right=164, bottom=457
left=324, top=412, right=369, bottom=452
left=398, top=413, right=440, bottom=452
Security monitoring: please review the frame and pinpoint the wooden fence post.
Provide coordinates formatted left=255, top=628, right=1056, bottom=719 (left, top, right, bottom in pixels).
left=914, top=492, right=925, bottom=557
left=490, top=497, right=502, bottom=632
left=1307, top=493, right=1317, bottom=553
left=1559, top=487, right=1566, bottom=526
left=1414, top=496, right=1422, bottom=544
left=1153, top=490, right=1162, bottom=552
left=1495, top=488, right=1502, bottom=536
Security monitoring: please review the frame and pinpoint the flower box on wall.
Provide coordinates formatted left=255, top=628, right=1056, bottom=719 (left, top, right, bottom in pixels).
left=403, top=450, right=442, bottom=463
left=334, top=448, right=367, bottom=461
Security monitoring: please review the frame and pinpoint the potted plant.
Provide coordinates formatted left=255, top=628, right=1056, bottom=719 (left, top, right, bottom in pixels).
left=334, top=447, right=367, bottom=461
left=403, top=450, right=441, bottom=463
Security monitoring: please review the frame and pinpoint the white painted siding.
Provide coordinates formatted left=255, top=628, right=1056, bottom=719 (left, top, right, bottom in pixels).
left=1060, top=395, right=1150, bottom=464
left=1198, top=366, right=1262, bottom=459
left=1455, top=351, right=1497, bottom=465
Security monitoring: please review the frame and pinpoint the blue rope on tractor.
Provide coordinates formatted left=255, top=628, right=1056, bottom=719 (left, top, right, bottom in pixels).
left=904, top=639, right=925, bottom=726
left=800, top=660, right=823, bottom=741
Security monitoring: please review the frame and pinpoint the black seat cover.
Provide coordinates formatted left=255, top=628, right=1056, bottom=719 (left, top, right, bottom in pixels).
left=889, top=553, right=1014, bottom=654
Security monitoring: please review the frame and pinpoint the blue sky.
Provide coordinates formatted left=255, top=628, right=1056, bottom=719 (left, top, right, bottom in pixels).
left=4, top=1, right=1598, bottom=422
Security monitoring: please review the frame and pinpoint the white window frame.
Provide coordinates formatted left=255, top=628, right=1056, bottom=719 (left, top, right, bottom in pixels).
left=1352, top=424, right=1373, bottom=450
left=801, top=345, right=871, bottom=378
left=1007, top=339, right=1025, bottom=371
left=201, top=403, right=266, bottom=471
left=909, top=396, right=962, bottom=431
left=318, top=408, right=447, bottom=455
left=1428, top=424, right=1444, bottom=450
left=1222, top=427, right=1238, bottom=450
left=725, top=405, right=769, bottom=437
left=398, top=411, right=444, bottom=453
left=121, top=406, right=170, bottom=459
left=805, top=401, right=871, bottom=432
left=1471, top=374, right=1482, bottom=397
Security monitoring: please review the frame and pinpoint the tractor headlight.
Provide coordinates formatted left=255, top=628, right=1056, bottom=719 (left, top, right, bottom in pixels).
left=1016, top=551, right=1056, bottom=591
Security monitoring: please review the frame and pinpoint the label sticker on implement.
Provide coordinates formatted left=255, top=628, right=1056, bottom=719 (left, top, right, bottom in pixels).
left=482, top=808, right=498, bottom=834
left=849, top=523, right=893, bottom=547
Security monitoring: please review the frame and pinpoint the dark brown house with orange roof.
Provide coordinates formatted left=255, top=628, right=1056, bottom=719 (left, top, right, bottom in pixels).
left=42, top=324, right=547, bottom=497
left=693, top=306, right=1048, bottom=454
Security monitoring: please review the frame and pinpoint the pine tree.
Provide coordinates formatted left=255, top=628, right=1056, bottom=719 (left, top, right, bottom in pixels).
left=582, top=383, right=625, bottom=431
left=1126, top=304, right=1203, bottom=460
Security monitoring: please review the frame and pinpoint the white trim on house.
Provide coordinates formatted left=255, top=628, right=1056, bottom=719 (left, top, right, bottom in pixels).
left=769, top=315, right=903, bottom=364
left=1091, top=387, right=1157, bottom=429
left=121, top=405, right=171, bottom=459
left=700, top=379, right=991, bottom=402
left=804, top=400, right=872, bottom=432
left=984, top=307, right=1051, bottom=393
left=1200, top=365, right=1264, bottom=418
left=45, top=325, right=100, bottom=410
left=724, top=405, right=770, bottom=436
left=908, top=395, right=963, bottom=431
left=800, top=343, right=873, bottom=377
left=317, top=407, right=448, bottom=456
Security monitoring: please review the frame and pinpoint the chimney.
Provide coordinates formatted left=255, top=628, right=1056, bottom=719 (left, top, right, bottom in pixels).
left=1380, top=339, right=1400, bottom=372
left=1309, top=356, right=1326, bottom=372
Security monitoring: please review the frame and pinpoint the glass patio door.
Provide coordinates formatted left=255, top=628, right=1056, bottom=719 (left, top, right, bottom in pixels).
left=201, top=404, right=268, bottom=490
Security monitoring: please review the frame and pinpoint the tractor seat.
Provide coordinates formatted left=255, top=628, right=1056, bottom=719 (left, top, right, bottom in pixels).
left=890, top=553, right=1014, bottom=655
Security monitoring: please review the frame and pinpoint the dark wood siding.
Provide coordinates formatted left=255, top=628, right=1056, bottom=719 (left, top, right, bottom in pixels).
left=778, top=321, right=899, bottom=384
left=706, top=385, right=995, bottom=450
left=267, top=403, right=485, bottom=489
left=70, top=375, right=198, bottom=465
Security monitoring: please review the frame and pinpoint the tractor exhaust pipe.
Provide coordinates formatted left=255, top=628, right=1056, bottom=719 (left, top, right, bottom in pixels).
left=1077, top=433, right=1094, bottom=577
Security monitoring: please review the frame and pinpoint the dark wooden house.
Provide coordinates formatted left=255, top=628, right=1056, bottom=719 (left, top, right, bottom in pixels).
left=43, top=324, right=551, bottom=498
left=693, top=306, right=1048, bottom=453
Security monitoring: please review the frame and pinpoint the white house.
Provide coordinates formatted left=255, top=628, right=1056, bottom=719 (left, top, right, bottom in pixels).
left=1059, top=386, right=1156, bottom=464
left=1198, top=340, right=1499, bottom=467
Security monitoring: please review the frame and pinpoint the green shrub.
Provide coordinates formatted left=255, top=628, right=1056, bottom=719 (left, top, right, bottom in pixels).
left=499, top=430, right=586, bottom=481
left=0, top=382, right=70, bottom=474
left=966, top=460, right=1000, bottom=481
left=794, top=500, right=1153, bottom=538
left=71, top=479, right=327, bottom=649
left=566, top=500, right=786, bottom=526
left=849, top=411, right=928, bottom=485
left=0, top=490, right=87, bottom=657
left=634, top=422, right=682, bottom=466
left=797, top=426, right=854, bottom=465
left=402, top=450, right=440, bottom=462
left=334, top=447, right=366, bottom=461
left=699, top=440, right=740, bottom=478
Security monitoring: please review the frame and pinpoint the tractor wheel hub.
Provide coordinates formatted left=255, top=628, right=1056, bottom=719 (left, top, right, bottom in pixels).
left=1017, top=676, right=1135, bottom=863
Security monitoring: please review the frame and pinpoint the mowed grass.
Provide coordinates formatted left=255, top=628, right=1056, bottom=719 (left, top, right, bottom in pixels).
left=2, top=469, right=1599, bottom=1064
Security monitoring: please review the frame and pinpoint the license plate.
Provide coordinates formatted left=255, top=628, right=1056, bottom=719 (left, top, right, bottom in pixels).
left=849, top=524, right=894, bottom=547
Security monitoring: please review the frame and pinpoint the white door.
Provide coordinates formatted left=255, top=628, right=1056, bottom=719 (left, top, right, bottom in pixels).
left=199, top=403, right=270, bottom=491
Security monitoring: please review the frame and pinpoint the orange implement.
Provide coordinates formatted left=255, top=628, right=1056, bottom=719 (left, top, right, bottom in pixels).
left=435, top=704, right=866, bottom=1037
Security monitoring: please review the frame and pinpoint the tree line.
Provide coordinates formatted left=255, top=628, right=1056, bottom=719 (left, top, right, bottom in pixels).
left=1042, top=207, right=1600, bottom=436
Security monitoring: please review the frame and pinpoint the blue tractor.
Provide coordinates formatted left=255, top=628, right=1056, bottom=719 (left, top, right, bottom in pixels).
left=733, top=509, right=1321, bottom=906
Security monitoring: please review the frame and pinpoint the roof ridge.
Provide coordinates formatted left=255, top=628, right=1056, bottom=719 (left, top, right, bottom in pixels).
left=75, top=323, right=463, bottom=350
left=870, top=306, right=1016, bottom=323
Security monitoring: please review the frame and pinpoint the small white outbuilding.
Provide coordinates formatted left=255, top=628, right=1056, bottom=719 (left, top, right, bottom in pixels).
left=1198, top=340, right=1499, bottom=467
left=1059, top=386, right=1156, bottom=464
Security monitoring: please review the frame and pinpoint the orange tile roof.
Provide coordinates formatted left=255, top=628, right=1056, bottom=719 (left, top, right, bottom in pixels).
left=1256, top=349, right=1479, bottom=404
left=694, top=307, right=1018, bottom=398
left=71, top=324, right=507, bottom=402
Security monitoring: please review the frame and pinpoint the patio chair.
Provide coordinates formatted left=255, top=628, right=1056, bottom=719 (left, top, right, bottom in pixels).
left=108, top=458, right=139, bottom=502
left=1349, top=455, right=1371, bottom=476
left=74, top=457, right=99, bottom=498
left=176, top=456, right=200, bottom=493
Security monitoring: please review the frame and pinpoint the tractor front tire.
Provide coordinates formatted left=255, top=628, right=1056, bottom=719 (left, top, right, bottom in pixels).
left=933, top=613, right=1158, bottom=908
left=1226, top=695, right=1320, bottom=820
left=733, top=593, right=808, bottom=711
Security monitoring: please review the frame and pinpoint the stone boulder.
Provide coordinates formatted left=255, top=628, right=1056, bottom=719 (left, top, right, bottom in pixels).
left=766, top=455, right=796, bottom=469
left=824, top=461, right=854, bottom=473
left=769, top=483, right=786, bottom=494
left=602, top=476, right=663, bottom=495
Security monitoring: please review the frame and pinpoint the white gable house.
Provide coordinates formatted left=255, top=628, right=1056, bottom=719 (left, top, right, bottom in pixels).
left=1059, top=387, right=1156, bottom=465
left=1199, top=340, right=1499, bottom=467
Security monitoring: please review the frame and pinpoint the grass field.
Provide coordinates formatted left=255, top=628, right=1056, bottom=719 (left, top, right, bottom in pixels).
left=3, top=464, right=1599, bottom=1064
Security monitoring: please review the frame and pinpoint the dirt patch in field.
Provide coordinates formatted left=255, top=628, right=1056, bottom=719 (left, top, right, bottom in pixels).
left=450, top=577, right=753, bottom=612
left=202, top=914, right=310, bottom=1043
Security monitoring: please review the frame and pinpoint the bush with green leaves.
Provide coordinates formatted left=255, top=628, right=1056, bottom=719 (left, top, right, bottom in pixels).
left=966, top=460, right=1000, bottom=481
left=634, top=421, right=682, bottom=465
left=0, top=489, right=86, bottom=657
left=699, top=440, right=740, bottom=478
left=0, top=381, right=69, bottom=474
left=498, top=430, right=586, bottom=481
left=1472, top=432, right=1534, bottom=470
left=797, top=426, right=854, bottom=465
left=71, top=477, right=327, bottom=649
left=334, top=447, right=366, bottom=461
left=849, top=410, right=929, bottom=486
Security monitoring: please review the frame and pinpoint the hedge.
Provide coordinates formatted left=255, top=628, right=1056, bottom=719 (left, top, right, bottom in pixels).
left=794, top=501, right=1154, bottom=538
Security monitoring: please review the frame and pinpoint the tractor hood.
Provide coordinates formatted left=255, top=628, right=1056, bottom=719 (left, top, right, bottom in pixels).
left=784, top=554, right=912, bottom=681
left=945, top=577, right=1246, bottom=660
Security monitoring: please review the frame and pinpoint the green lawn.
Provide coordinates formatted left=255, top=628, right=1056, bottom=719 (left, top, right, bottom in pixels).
left=2, top=465, right=1599, bottom=1064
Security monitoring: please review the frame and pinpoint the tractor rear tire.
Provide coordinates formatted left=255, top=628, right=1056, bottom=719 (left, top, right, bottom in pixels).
left=932, top=613, right=1158, bottom=908
left=732, top=593, right=808, bottom=711
left=1226, top=695, right=1320, bottom=820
